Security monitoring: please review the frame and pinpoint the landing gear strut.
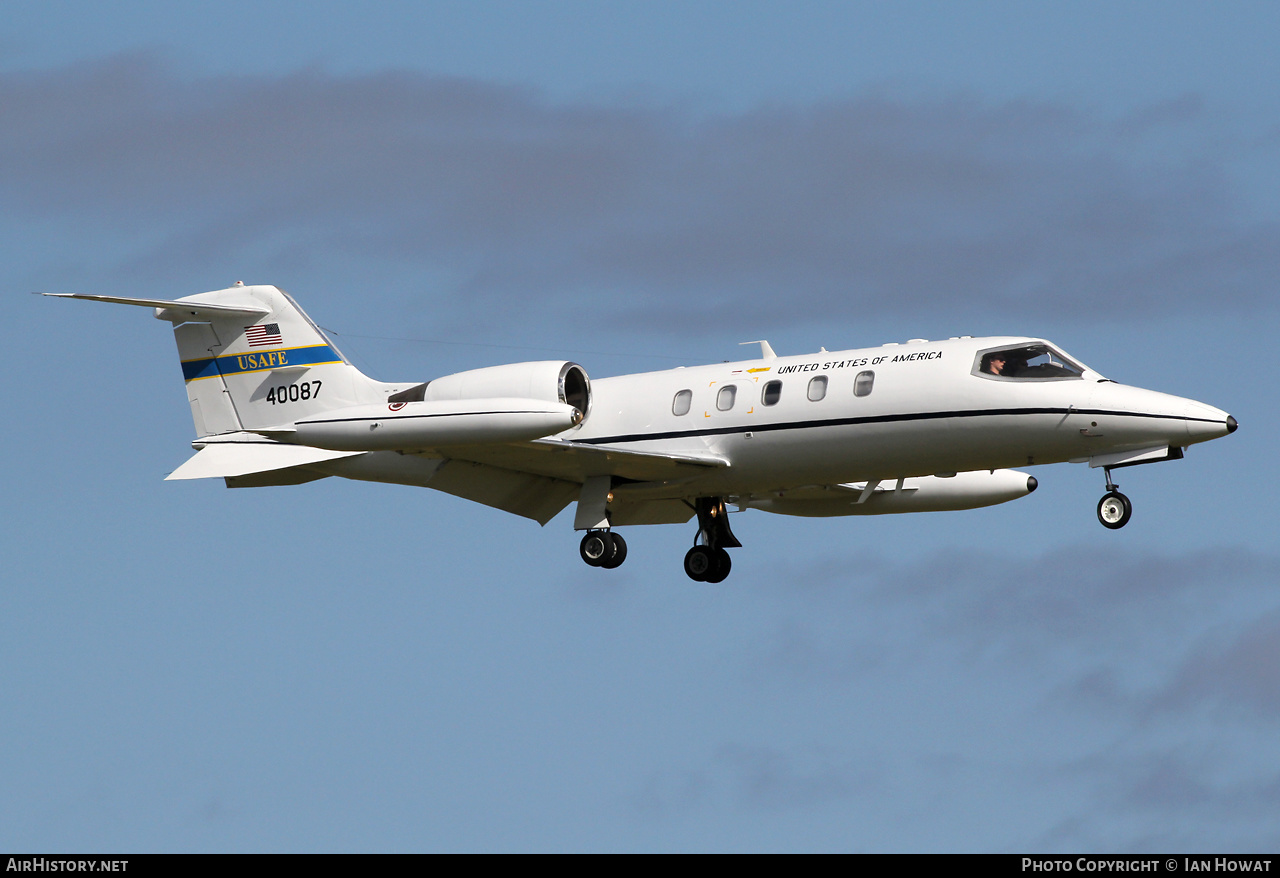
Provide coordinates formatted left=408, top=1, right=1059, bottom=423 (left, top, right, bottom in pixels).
left=580, top=530, right=628, bottom=569
left=1096, top=467, right=1133, bottom=530
left=684, top=497, right=740, bottom=583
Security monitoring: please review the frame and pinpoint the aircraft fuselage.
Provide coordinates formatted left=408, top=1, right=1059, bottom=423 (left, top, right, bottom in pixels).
left=570, top=335, right=1231, bottom=498
left=49, top=285, right=1236, bottom=582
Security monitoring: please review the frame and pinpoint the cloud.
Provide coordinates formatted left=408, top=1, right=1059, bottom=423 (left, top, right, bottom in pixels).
left=1158, top=608, right=1280, bottom=717
left=746, top=546, right=1280, bottom=706
left=713, top=744, right=873, bottom=812
left=1040, top=746, right=1280, bottom=851
left=739, top=559, right=1280, bottom=850
left=4, top=54, right=1278, bottom=328
left=645, top=547, right=1280, bottom=849
left=628, top=744, right=877, bottom=820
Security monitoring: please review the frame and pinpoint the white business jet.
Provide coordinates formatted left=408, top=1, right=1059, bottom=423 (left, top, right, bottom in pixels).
left=48, top=284, right=1236, bottom=582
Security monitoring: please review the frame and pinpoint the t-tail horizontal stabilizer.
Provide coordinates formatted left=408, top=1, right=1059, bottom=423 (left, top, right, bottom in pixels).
left=42, top=292, right=271, bottom=321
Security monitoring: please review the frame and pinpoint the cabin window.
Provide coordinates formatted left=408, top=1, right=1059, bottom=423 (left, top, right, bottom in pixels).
left=716, top=384, right=737, bottom=411
left=761, top=380, right=782, bottom=406
left=854, top=371, right=875, bottom=397
left=672, top=389, right=692, bottom=416
left=975, top=343, right=1085, bottom=380
left=807, top=375, right=828, bottom=401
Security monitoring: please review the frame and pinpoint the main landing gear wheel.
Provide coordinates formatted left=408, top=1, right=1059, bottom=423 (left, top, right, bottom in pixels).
left=580, top=531, right=627, bottom=569
left=601, top=532, right=627, bottom=569
left=705, top=548, right=731, bottom=583
left=683, top=497, right=742, bottom=582
left=684, top=546, right=712, bottom=581
left=1097, top=491, right=1132, bottom=529
left=683, top=546, right=731, bottom=583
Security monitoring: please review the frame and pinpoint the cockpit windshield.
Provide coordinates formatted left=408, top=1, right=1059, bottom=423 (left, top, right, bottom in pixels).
left=974, top=343, right=1085, bottom=380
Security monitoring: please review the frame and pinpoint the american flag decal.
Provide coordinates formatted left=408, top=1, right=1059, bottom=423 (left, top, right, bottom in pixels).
left=244, top=323, right=283, bottom=347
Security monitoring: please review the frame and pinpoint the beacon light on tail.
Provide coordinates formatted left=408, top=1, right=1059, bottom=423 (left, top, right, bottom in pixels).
left=47, top=284, right=1236, bottom=583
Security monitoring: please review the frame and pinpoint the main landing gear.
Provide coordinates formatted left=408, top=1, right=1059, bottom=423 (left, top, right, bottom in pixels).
left=1096, top=467, right=1133, bottom=530
left=580, top=530, right=628, bottom=569
left=683, top=497, right=741, bottom=583
left=576, top=497, right=742, bottom=581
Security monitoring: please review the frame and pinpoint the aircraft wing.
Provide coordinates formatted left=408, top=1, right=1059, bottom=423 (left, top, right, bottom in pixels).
left=161, top=429, right=724, bottom=525
left=309, top=440, right=722, bottom=527
left=411, top=439, right=727, bottom=526
left=437, top=438, right=728, bottom=484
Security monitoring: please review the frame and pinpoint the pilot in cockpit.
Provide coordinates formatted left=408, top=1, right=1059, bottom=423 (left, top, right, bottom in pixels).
left=984, top=354, right=1011, bottom=376
left=982, top=345, right=1081, bottom=379
left=982, top=351, right=1033, bottom=377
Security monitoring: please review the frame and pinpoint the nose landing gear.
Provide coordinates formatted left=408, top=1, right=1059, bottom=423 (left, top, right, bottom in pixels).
left=1096, top=467, right=1133, bottom=529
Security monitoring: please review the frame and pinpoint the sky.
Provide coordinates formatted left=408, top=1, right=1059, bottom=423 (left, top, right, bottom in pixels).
left=3, top=0, right=1278, bottom=853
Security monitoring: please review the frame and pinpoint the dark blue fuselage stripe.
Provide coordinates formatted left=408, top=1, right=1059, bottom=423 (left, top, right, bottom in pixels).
left=182, top=345, right=341, bottom=381
left=573, top=407, right=1220, bottom=446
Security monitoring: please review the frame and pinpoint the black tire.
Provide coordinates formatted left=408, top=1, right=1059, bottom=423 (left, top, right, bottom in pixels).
left=703, top=548, right=732, bottom=583
left=601, top=533, right=628, bottom=569
left=684, top=546, right=714, bottom=581
left=580, top=531, right=610, bottom=566
left=1097, top=491, right=1132, bottom=529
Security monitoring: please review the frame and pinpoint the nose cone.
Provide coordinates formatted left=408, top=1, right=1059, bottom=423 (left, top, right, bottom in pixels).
left=1183, top=400, right=1236, bottom=444
left=1095, top=383, right=1235, bottom=448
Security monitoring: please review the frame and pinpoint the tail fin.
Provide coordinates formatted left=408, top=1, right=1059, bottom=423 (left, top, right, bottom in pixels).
left=48, top=284, right=388, bottom=436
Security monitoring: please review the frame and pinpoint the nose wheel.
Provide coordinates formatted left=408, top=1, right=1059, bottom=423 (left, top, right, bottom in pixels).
left=1097, top=491, right=1132, bottom=529
left=580, top=530, right=628, bottom=569
left=1096, top=467, right=1132, bottom=529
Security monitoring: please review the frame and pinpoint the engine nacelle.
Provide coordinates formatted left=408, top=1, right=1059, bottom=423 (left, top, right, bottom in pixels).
left=424, top=361, right=591, bottom=420
left=745, top=469, right=1038, bottom=517
left=290, top=397, right=582, bottom=451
